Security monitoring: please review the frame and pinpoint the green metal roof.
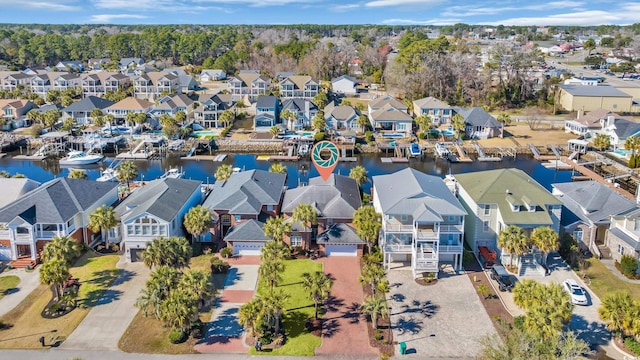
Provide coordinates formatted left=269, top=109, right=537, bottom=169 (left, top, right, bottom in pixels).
left=455, top=168, right=562, bottom=226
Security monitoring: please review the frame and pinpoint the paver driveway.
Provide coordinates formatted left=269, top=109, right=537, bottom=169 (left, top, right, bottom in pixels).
left=316, top=257, right=377, bottom=357
left=0, top=267, right=41, bottom=317
left=387, top=267, right=496, bottom=359
left=195, top=260, right=260, bottom=354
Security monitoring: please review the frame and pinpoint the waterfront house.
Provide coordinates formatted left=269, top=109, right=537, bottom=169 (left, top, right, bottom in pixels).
left=324, top=102, right=359, bottom=131
left=281, top=174, right=362, bottom=253
left=2, top=72, right=33, bottom=91
left=177, top=75, right=197, bottom=93
left=0, top=99, right=36, bottom=125
left=227, top=70, right=271, bottom=102
left=594, top=113, right=640, bottom=150
left=200, top=69, right=226, bottom=82
left=279, top=75, right=319, bottom=99
left=148, top=94, right=194, bottom=119
left=81, top=72, right=130, bottom=98
left=558, top=85, right=633, bottom=112
left=113, top=178, right=203, bottom=262
left=455, top=169, right=562, bottom=275
left=62, top=96, right=115, bottom=125
left=331, top=75, right=357, bottom=95
left=105, top=97, right=153, bottom=121
left=453, top=107, right=502, bottom=139
left=254, top=95, right=280, bottom=132
left=281, top=98, right=318, bottom=130
left=202, top=169, right=286, bottom=255
left=0, top=178, right=118, bottom=265
left=193, top=93, right=233, bottom=128
left=564, top=109, right=614, bottom=136
left=133, top=71, right=180, bottom=100
left=368, top=96, right=412, bottom=133
left=605, top=208, right=640, bottom=272
left=412, top=96, right=453, bottom=125
left=373, top=168, right=467, bottom=277
left=552, top=181, right=639, bottom=256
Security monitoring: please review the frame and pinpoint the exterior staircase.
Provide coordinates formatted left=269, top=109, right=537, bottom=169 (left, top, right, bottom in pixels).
left=9, top=256, right=38, bottom=269
left=597, top=245, right=612, bottom=259
left=518, top=253, right=545, bottom=276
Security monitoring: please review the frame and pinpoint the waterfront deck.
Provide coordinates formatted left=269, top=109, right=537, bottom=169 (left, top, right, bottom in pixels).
left=562, top=156, right=637, bottom=201
left=116, top=151, right=155, bottom=159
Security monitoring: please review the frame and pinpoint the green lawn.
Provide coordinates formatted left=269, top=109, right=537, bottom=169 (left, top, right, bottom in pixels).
left=0, top=275, right=20, bottom=300
left=585, top=259, right=640, bottom=299
left=250, top=259, right=323, bottom=356
left=0, top=252, right=120, bottom=348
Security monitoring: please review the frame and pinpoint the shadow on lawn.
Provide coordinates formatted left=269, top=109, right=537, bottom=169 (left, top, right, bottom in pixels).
left=284, top=310, right=309, bottom=340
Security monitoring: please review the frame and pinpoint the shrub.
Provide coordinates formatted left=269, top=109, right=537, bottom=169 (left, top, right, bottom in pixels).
left=168, top=329, right=187, bottom=344
left=477, top=284, right=493, bottom=299
left=374, top=329, right=383, bottom=341
left=220, top=247, right=233, bottom=259
left=625, top=337, right=640, bottom=355
left=314, top=132, right=325, bottom=141
left=210, top=257, right=230, bottom=273
left=365, top=131, right=373, bottom=142
left=513, top=315, right=525, bottom=331
left=620, top=255, right=638, bottom=277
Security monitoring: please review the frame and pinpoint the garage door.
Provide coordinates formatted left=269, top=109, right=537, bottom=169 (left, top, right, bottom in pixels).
left=130, top=249, right=143, bottom=262
left=324, top=244, right=357, bottom=256
left=233, top=242, right=264, bottom=256
left=0, top=245, right=10, bottom=260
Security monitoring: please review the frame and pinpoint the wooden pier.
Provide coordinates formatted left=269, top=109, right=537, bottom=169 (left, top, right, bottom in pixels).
left=451, top=143, right=472, bottom=162
left=268, top=155, right=300, bottom=161
left=562, top=156, right=636, bottom=201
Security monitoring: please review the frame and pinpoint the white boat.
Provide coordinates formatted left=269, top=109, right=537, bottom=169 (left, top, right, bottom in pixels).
left=59, top=151, right=104, bottom=165
left=298, top=144, right=310, bottom=156
left=233, top=167, right=242, bottom=173
left=410, top=143, right=422, bottom=157
left=96, top=168, right=117, bottom=182
left=159, top=168, right=184, bottom=179
left=434, top=142, right=450, bottom=158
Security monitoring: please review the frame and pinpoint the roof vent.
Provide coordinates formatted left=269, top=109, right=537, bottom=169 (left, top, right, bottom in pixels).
left=505, top=189, right=510, bottom=194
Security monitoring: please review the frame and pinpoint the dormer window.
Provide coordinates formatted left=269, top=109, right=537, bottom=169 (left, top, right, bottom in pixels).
left=511, top=204, right=520, bottom=212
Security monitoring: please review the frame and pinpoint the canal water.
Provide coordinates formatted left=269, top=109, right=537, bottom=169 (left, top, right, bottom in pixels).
left=0, top=153, right=574, bottom=194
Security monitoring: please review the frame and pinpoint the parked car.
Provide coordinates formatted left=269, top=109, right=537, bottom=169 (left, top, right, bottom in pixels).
left=563, top=279, right=588, bottom=305
left=490, top=265, right=514, bottom=292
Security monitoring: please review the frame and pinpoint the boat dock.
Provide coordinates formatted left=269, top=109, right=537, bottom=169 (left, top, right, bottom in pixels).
left=451, top=142, right=473, bottom=162
left=559, top=156, right=637, bottom=201
left=381, top=157, right=409, bottom=163
left=212, top=154, right=228, bottom=162
left=473, top=142, right=502, bottom=162
left=268, top=155, right=300, bottom=161
left=116, top=141, right=155, bottom=159
left=339, top=157, right=358, bottom=162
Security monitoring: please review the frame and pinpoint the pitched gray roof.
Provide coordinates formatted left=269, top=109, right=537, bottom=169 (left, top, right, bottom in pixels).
left=552, top=181, right=639, bottom=225
left=373, top=168, right=466, bottom=218
left=609, top=227, right=640, bottom=251
left=282, top=98, right=317, bottom=112
left=317, top=223, right=364, bottom=245
left=413, top=96, right=451, bottom=109
left=224, top=219, right=270, bottom=242
left=325, top=104, right=356, bottom=121
left=63, top=96, right=115, bottom=113
left=0, top=178, right=117, bottom=224
left=282, top=174, right=361, bottom=219
left=0, top=178, right=40, bottom=209
left=115, top=178, right=202, bottom=222
left=203, top=170, right=286, bottom=215
left=332, top=75, right=356, bottom=83
left=611, top=118, right=640, bottom=139
left=558, top=85, right=632, bottom=97
left=256, top=95, right=278, bottom=108
left=455, top=107, right=501, bottom=128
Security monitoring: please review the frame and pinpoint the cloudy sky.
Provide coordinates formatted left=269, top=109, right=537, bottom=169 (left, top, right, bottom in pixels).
left=1, top=0, right=639, bottom=26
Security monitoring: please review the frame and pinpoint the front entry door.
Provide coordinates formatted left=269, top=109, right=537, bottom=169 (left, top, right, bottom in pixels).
left=16, top=244, right=31, bottom=258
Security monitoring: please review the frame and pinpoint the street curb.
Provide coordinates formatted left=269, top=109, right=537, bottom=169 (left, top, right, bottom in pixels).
left=610, top=336, right=639, bottom=360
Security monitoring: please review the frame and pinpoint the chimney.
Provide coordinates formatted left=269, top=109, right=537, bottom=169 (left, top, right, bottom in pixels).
left=607, top=115, right=615, bottom=127
left=577, top=109, right=583, bottom=119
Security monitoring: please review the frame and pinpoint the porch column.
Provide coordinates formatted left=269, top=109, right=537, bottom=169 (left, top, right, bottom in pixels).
left=31, top=233, right=37, bottom=261
left=10, top=239, right=17, bottom=261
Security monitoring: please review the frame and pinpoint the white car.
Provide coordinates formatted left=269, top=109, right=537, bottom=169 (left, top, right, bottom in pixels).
left=563, top=279, right=588, bottom=306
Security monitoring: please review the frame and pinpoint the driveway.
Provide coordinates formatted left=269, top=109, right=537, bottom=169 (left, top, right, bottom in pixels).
left=387, top=267, right=496, bottom=359
left=59, top=261, right=150, bottom=350
left=490, top=253, right=620, bottom=359
left=316, top=257, right=377, bottom=357
left=195, top=263, right=259, bottom=353
left=0, top=267, right=41, bottom=317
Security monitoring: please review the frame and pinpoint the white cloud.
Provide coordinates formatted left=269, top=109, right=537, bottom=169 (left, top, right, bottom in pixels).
left=0, top=0, right=80, bottom=11
left=442, top=1, right=585, bottom=18
left=381, top=18, right=462, bottom=25
left=92, top=0, right=224, bottom=13
left=331, top=4, right=360, bottom=12
left=490, top=10, right=635, bottom=26
left=365, top=0, right=442, bottom=7
left=193, top=0, right=317, bottom=6
left=90, top=14, right=149, bottom=23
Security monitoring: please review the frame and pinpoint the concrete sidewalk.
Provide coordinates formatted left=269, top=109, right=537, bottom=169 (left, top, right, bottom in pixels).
left=59, top=261, right=149, bottom=351
left=0, top=267, right=41, bottom=317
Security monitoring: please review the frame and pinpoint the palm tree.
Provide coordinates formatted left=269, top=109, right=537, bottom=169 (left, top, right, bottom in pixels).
left=26, top=109, right=40, bottom=125
left=264, top=216, right=291, bottom=243
left=592, top=133, right=611, bottom=151
left=530, top=226, right=559, bottom=268
left=125, top=112, right=137, bottom=127
left=90, top=108, right=103, bottom=120
left=360, top=295, right=389, bottom=330
left=414, top=114, right=430, bottom=132
left=625, top=136, right=640, bottom=155
left=260, top=240, right=291, bottom=263
left=68, top=169, right=87, bottom=180
left=357, top=114, right=369, bottom=133
left=238, top=298, right=264, bottom=338
left=280, top=109, right=297, bottom=130
left=179, top=269, right=214, bottom=307
left=269, top=126, right=281, bottom=137
left=215, top=164, right=233, bottom=181
left=88, top=205, right=118, bottom=248
left=160, top=286, right=198, bottom=333
left=43, top=109, right=61, bottom=130
left=292, top=203, right=317, bottom=240
left=497, top=225, right=529, bottom=267
left=312, top=112, right=325, bottom=132
left=183, top=205, right=213, bottom=243
left=513, top=279, right=541, bottom=310
left=451, top=113, right=465, bottom=139
left=497, top=113, right=512, bottom=125
left=353, top=205, right=382, bottom=253
left=159, top=114, right=176, bottom=128
left=39, top=259, right=70, bottom=301
left=261, top=290, right=290, bottom=335
left=175, top=111, right=187, bottom=125
left=116, top=161, right=138, bottom=189
left=269, top=162, right=287, bottom=174
left=349, top=165, right=368, bottom=187
left=41, top=235, right=81, bottom=265
left=219, top=110, right=234, bottom=127
left=136, top=265, right=182, bottom=319
left=359, top=262, right=386, bottom=295
left=259, top=259, right=284, bottom=293
left=142, top=237, right=192, bottom=269
left=599, top=292, right=635, bottom=338
left=302, top=271, right=332, bottom=319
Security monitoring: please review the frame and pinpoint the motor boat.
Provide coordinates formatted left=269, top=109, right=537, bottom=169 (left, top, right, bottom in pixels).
left=434, top=142, right=450, bottom=158
left=96, top=168, right=117, bottom=182
left=410, top=143, right=422, bottom=157
left=298, top=143, right=310, bottom=156
left=159, top=168, right=184, bottom=179
left=59, top=151, right=104, bottom=165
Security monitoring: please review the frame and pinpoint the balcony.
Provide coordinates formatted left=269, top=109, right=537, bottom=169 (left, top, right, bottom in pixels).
left=384, top=243, right=413, bottom=253
left=440, top=224, right=463, bottom=233
left=415, top=228, right=438, bottom=240
left=384, top=219, right=412, bottom=232
left=14, top=233, right=32, bottom=242
left=440, top=243, right=463, bottom=253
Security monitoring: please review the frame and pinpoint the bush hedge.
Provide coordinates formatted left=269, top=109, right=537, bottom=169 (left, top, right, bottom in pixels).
left=168, top=329, right=187, bottom=344
left=625, top=337, right=640, bottom=355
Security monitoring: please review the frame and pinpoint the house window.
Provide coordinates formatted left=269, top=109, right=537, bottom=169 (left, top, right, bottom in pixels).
left=573, top=228, right=583, bottom=242
left=142, top=226, right=150, bottom=236
left=221, top=215, right=231, bottom=225
left=267, top=205, right=274, bottom=212
left=448, top=216, right=456, bottom=222
left=151, top=225, right=158, bottom=236
left=618, top=244, right=625, bottom=255
left=42, top=224, right=57, bottom=231
left=235, top=215, right=241, bottom=222
left=483, top=205, right=490, bottom=216
left=327, top=218, right=333, bottom=225
left=127, top=225, right=134, bottom=236
left=511, top=204, right=520, bottom=212
left=400, top=215, right=408, bottom=221
left=67, top=219, right=74, bottom=228
left=290, top=236, right=302, bottom=247
left=135, top=225, right=141, bottom=235
left=483, top=221, right=490, bottom=232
